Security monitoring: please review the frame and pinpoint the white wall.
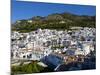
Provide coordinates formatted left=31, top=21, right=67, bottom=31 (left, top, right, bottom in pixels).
left=18, top=0, right=96, bottom=6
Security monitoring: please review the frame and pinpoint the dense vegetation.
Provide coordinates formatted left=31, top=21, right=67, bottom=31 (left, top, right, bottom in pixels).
left=11, top=61, right=54, bottom=75
left=12, top=12, right=96, bottom=33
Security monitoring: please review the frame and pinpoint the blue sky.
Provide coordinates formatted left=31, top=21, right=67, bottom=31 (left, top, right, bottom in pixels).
left=11, top=0, right=96, bottom=23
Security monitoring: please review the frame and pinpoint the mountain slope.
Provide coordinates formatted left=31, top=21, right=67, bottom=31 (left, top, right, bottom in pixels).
left=12, top=12, right=96, bottom=33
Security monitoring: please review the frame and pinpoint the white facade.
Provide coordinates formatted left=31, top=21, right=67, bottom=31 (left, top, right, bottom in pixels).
left=11, top=27, right=95, bottom=60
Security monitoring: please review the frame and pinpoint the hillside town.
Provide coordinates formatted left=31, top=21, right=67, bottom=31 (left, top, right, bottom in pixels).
left=11, top=27, right=96, bottom=71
